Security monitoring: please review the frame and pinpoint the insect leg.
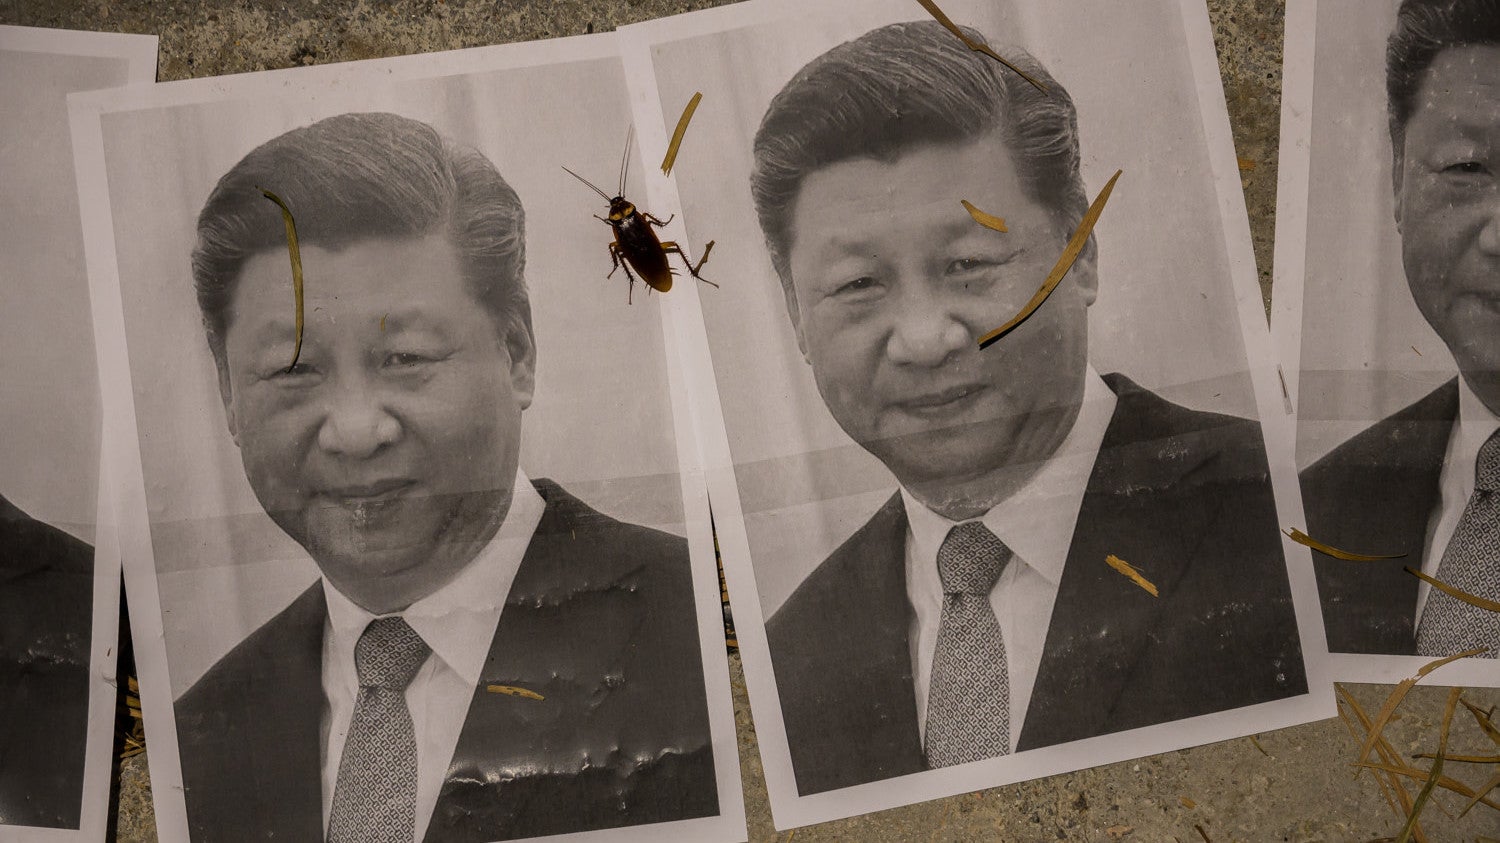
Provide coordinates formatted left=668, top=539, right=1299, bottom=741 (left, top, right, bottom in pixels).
left=641, top=212, right=676, bottom=228
left=661, top=239, right=719, bottom=288
left=607, top=241, right=639, bottom=304
left=606, top=240, right=625, bottom=278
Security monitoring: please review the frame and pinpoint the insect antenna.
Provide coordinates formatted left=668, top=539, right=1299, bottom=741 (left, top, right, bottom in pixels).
left=618, top=124, right=635, bottom=198
left=561, top=165, right=611, bottom=201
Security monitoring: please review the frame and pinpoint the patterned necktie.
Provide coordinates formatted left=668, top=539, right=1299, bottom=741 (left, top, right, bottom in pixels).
left=924, top=521, right=1014, bottom=768
left=1417, top=429, right=1500, bottom=658
left=327, top=616, right=432, bottom=843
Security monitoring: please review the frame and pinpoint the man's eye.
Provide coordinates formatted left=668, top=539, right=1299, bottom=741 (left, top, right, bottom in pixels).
left=385, top=352, right=431, bottom=367
left=1441, top=160, right=1490, bottom=176
left=834, top=276, right=879, bottom=296
left=948, top=258, right=992, bottom=274
left=258, top=362, right=319, bottom=385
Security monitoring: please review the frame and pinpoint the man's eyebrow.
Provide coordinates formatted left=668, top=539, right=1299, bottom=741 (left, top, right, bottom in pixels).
left=806, top=232, right=880, bottom=261
left=378, top=310, right=458, bottom=336
left=1420, top=96, right=1500, bottom=133
left=242, top=318, right=297, bottom=348
left=1456, top=112, right=1500, bottom=137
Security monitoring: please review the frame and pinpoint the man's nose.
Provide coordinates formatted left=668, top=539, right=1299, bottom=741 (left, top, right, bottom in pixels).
left=885, top=288, right=970, bottom=368
left=317, top=379, right=401, bottom=459
left=1480, top=196, right=1500, bottom=256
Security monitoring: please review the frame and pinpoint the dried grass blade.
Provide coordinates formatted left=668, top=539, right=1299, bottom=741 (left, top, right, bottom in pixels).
left=257, top=187, right=305, bottom=372
left=1359, top=650, right=1486, bottom=766
left=1460, top=769, right=1500, bottom=818
left=912, top=0, right=1047, bottom=92
left=1356, top=757, right=1496, bottom=798
left=1395, top=687, right=1461, bottom=843
left=1461, top=699, right=1500, bottom=748
left=978, top=169, right=1120, bottom=349
left=961, top=199, right=1008, bottom=232
left=1283, top=527, right=1405, bottom=561
left=1414, top=752, right=1500, bottom=764
left=661, top=91, right=703, bottom=176
left=486, top=684, right=545, bottom=701
left=1105, top=554, right=1158, bottom=596
left=1406, top=566, right=1500, bottom=612
left=1340, top=684, right=1426, bottom=829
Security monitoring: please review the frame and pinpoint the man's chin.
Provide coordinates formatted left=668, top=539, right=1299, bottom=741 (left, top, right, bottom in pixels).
left=308, top=537, right=431, bottom=579
left=299, top=509, right=437, bottom=566
left=1455, top=363, right=1500, bottom=417
left=870, top=432, right=1017, bottom=485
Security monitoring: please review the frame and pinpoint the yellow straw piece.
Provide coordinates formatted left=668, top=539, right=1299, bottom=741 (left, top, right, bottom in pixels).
left=961, top=199, right=1008, bottom=232
left=486, top=684, right=545, bottom=701
left=661, top=91, right=703, bottom=176
left=1105, top=554, right=1158, bottom=597
left=257, top=187, right=305, bottom=372
left=1407, top=566, right=1500, bottom=613
left=979, top=169, right=1121, bottom=349
left=913, top=0, right=1048, bottom=93
left=1283, top=527, right=1406, bottom=561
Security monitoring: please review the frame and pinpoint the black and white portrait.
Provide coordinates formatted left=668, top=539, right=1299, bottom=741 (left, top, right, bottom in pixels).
left=0, top=25, right=154, bottom=840
left=1277, top=0, right=1500, bottom=682
left=624, top=0, right=1330, bottom=825
left=70, top=34, right=742, bottom=842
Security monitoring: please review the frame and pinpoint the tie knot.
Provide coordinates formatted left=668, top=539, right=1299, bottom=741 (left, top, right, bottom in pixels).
left=354, top=617, right=430, bottom=691
left=937, top=522, right=1011, bottom=596
left=1478, top=429, right=1500, bottom=493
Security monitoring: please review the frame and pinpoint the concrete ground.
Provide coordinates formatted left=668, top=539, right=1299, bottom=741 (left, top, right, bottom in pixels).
left=3, top=0, right=1500, bottom=839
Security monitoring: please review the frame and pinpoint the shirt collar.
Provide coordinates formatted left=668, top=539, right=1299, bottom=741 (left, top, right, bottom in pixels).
left=322, top=469, right=545, bottom=689
left=1454, top=377, right=1500, bottom=488
left=901, top=367, right=1117, bottom=586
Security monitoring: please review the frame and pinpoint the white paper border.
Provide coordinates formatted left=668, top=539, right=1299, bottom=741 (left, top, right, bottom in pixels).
left=69, top=30, right=745, bottom=843
left=624, top=0, right=1335, bottom=828
left=1271, top=0, right=1500, bottom=688
left=0, top=24, right=156, bottom=843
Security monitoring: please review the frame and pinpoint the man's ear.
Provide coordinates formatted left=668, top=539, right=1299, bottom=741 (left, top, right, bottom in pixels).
left=1391, top=149, right=1406, bottom=233
left=1071, top=231, right=1101, bottom=307
left=504, top=310, right=538, bottom=411
left=780, top=276, right=812, bottom=362
left=214, top=353, right=240, bottom=447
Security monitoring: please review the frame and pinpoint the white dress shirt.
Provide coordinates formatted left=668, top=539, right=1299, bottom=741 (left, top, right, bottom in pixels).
left=903, top=368, right=1116, bottom=749
left=319, top=470, right=545, bottom=843
left=1416, top=379, right=1500, bottom=630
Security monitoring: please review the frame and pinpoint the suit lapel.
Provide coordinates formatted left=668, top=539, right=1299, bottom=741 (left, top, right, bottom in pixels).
left=1304, top=380, right=1455, bottom=654
left=231, top=584, right=327, bottom=839
left=769, top=492, right=923, bottom=794
left=836, top=493, right=926, bottom=780
left=253, top=585, right=327, bottom=834
left=425, top=486, right=653, bottom=841
left=1019, top=388, right=1205, bottom=750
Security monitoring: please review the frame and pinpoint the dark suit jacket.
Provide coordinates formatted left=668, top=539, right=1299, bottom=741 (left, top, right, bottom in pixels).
left=767, top=373, right=1308, bottom=795
left=0, top=494, right=93, bottom=829
left=175, top=479, right=718, bottom=842
left=1299, top=379, right=1458, bottom=655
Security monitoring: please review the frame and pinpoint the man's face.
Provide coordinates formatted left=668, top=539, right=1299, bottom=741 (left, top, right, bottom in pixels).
left=783, top=134, right=1096, bottom=513
left=1395, top=44, right=1500, bottom=410
left=218, top=233, right=534, bottom=613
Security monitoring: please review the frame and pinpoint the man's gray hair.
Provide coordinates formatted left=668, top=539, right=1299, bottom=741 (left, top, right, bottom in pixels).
left=750, top=20, right=1087, bottom=291
left=192, top=111, right=530, bottom=366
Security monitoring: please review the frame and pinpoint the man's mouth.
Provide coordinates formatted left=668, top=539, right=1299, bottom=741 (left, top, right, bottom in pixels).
left=893, top=384, right=988, bottom=417
left=1459, top=290, right=1500, bottom=311
left=319, top=479, right=416, bottom=508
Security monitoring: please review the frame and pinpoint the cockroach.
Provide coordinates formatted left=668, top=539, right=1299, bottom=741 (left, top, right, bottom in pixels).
left=563, top=129, right=717, bottom=304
